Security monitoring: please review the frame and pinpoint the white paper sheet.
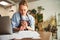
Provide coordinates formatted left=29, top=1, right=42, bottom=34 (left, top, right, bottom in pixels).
left=13, top=31, right=40, bottom=39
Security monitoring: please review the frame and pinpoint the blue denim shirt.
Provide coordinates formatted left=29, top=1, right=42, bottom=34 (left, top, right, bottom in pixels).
left=11, top=12, right=35, bottom=30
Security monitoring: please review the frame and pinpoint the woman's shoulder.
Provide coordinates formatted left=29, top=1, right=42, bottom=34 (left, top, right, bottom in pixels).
left=12, top=12, right=20, bottom=18
left=27, top=14, right=35, bottom=20
left=12, top=12, right=20, bottom=17
left=13, top=12, right=20, bottom=15
left=27, top=13, right=33, bottom=18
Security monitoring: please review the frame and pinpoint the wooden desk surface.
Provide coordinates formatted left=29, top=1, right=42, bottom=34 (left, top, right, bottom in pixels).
left=13, top=32, right=52, bottom=40
left=39, top=32, right=52, bottom=40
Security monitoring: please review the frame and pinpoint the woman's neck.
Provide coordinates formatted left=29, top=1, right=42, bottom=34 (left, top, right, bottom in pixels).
left=22, top=14, right=26, bottom=16
left=21, top=14, right=27, bottom=16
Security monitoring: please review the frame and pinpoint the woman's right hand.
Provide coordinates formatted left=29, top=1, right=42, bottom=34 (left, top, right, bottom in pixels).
left=19, top=26, right=26, bottom=31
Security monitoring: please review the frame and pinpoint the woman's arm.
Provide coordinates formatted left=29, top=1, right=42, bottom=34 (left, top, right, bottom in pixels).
left=29, top=15, right=35, bottom=30
left=26, top=26, right=33, bottom=31
left=13, top=28, right=20, bottom=32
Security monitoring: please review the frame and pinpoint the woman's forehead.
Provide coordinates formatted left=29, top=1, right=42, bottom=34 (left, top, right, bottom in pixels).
left=21, top=20, right=27, bottom=22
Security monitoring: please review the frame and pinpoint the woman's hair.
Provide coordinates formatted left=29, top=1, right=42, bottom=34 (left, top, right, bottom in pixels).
left=19, top=0, right=28, bottom=7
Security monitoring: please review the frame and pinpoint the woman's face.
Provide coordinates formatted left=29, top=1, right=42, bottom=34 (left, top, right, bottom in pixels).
left=19, top=5, right=28, bottom=15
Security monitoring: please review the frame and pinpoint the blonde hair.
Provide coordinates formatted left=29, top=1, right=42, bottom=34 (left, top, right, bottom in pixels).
left=19, top=0, right=28, bottom=7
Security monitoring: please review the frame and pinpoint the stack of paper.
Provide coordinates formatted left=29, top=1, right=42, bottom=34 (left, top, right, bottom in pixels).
left=13, top=31, right=40, bottom=39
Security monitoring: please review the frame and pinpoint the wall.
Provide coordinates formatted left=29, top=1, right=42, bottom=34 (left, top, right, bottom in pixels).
left=28, top=0, right=60, bottom=21
left=0, top=6, right=8, bottom=16
left=0, top=4, right=18, bottom=18
left=0, top=0, right=60, bottom=20
left=7, top=5, right=17, bottom=18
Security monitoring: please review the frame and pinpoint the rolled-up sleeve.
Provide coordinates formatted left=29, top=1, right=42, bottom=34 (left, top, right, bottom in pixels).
left=11, top=14, right=17, bottom=28
left=29, top=16, right=35, bottom=30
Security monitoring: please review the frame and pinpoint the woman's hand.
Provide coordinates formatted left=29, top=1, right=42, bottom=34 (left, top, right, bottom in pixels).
left=26, top=26, right=33, bottom=31
left=19, top=21, right=28, bottom=31
left=19, top=26, right=26, bottom=31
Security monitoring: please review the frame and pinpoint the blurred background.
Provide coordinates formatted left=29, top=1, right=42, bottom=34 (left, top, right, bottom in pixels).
left=0, top=0, right=60, bottom=40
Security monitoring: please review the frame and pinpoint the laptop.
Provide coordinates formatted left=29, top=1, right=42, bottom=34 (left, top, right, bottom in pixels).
left=0, top=16, right=12, bottom=35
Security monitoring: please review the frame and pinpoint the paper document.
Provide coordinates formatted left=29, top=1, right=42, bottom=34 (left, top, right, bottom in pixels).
left=13, top=31, right=40, bottom=39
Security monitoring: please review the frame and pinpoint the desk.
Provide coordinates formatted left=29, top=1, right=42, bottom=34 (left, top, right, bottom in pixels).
left=39, top=32, right=52, bottom=40
left=0, top=32, right=52, bottom=40
left=13, top=32, right=52, bottom=40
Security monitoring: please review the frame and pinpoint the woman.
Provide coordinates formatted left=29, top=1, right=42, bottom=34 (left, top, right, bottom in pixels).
left=11, top=0, right=35, bottom=32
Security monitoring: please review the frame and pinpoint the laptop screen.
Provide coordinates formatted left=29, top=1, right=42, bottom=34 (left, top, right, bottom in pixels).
left=0, top=16, right=12, bottom=35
